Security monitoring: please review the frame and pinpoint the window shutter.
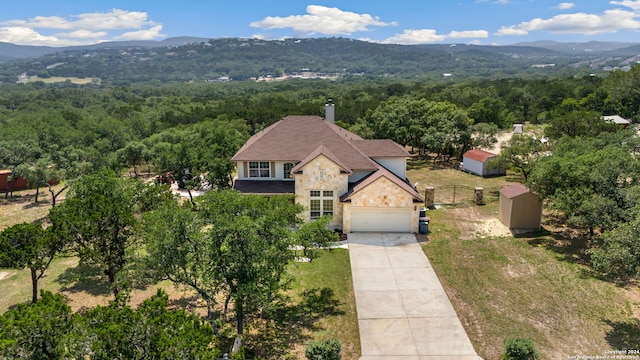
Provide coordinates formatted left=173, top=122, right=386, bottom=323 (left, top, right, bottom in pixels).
left=270, top=162, right=276, bottom=178
left=243, top=162, right=248, bottom=178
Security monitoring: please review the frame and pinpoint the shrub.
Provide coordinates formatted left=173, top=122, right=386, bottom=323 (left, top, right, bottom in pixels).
left=304, top=339, right=341, bottom=360
left=502, top=338, right=540, bottom=360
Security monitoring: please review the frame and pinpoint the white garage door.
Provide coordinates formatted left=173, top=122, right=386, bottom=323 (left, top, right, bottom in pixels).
left=350, top=207, right=413, bottom=232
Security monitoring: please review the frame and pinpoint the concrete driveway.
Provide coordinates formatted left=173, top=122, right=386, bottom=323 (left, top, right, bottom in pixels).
left=348, top=233, right=482, bottom=360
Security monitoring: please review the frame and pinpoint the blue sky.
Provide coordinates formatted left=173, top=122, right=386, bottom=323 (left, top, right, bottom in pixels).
left=1, top=1, right=640, bottom=47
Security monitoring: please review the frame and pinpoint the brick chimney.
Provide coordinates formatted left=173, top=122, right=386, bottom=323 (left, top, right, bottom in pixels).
left=325, top=99, right=335, bottom=124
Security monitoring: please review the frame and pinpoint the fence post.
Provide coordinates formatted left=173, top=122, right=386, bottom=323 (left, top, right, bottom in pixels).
left=474, top=187, right=484, bottom=205
left=425, top=186, right=435, bottom=208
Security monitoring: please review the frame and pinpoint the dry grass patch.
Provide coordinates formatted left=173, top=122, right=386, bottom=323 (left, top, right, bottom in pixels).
left=0, top=184, right=68, bottom=230
left=424, top=206, right=640, bottom=359
left=410, top=163, right=640, bottom=358
left=19, top=76, right=100, bottom=85
left=0, top=255, right=198, bottom=313
left=407, top=158, right=520, bottom=206
left=1, top=184, right=358, bottom=358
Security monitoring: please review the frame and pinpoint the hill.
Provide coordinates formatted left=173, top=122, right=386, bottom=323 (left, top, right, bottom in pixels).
left=0, top=37, right=212, bottom=60
left=1, top=37, right=639, bottom=85
left=512, top=40, right=640, bottom=54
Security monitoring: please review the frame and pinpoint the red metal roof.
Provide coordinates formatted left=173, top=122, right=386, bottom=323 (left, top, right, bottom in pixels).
left=463, top=149, right=497, bottom=163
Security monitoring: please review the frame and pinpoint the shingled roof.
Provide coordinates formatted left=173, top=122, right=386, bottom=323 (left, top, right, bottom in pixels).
left=499, top=183, right=534, bottom=199
left=232, top=115, right=403, bottom=171
left=290, top=145, right=353, bottom=175
left=341, top=164, right=424, bottom=203
left=350, top=139, right=410, bottom=157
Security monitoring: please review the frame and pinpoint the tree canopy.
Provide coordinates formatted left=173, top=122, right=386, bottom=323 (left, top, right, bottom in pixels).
left=49, top=170, right=164, bottom=295
left=0, top=223, right=60, bottom=303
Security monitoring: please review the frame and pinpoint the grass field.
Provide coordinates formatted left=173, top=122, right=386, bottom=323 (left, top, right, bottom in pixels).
left=18, top=76, right=100, bottom=85
left=0, top=186, right=358, bottom=359
left=252, top=249, right=360, bottom=359
left=411, top=160, right=640, bottom=359
left=3, top=163, right=640, bottom=359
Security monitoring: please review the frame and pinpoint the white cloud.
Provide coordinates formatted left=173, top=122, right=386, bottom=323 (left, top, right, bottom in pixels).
left=610, top=0, right=640, bottom=11
left=250, top=5, right=396, bottom=35
left=495, top=8, right=640, bottom=36
left=58, top=30, right=108, bottom=39
left=0, top=9, right=163, bottom=46
left=73, top=9, right=153, bottom=30
left=2, top=16, right=73, bottom=30
left=495, top=26, right=528, bottom=36
left=382, top=29, right=487, bottom=44
left=0, top=26, right=64, bottom=46
left=448, top=30, right=489, bottom=39
left=556, top=3, right=575, bottom=10
left=115, top=25, right=165, bottom=41
left=382, top=29, right=446, bottom=44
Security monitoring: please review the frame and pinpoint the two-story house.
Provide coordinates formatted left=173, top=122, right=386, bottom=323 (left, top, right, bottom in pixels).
left=231, top=103, right=423, bottom=233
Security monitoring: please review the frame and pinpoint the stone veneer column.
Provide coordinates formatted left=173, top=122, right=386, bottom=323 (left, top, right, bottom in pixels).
left=424, top=186, right=435, bottom=208
left=474, top=187, right=484, bottom=205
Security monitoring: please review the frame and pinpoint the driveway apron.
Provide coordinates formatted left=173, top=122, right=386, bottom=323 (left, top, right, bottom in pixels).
left=348, top=233, right=482, bottom=360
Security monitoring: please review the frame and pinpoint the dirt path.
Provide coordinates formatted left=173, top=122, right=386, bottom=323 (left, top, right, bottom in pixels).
left=0, top=271, right=15, bottom=281
left=488, top=130, right=513, bottom=154
left=445, top=206, right=511, bottom=239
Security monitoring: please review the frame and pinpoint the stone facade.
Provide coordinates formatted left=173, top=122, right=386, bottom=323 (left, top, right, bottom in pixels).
left=342, top=176, right=419, bottom=233
left=294, top=155, right=349, bottom=228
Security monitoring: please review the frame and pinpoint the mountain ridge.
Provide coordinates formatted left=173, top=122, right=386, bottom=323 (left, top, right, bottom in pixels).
left=1, top=37, right=639, bottom=84
left=2, top=37, right=640, bottom=60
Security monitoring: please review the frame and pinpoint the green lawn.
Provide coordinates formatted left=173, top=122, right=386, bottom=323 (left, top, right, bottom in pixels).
left=286, top=249, right=360, bottom=360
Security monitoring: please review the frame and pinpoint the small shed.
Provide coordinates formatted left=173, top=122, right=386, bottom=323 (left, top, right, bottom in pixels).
left=462, top=149, right=505, bottom=177
left=0, top=170, right=28, bottom=192
left=603, top=115, right=631, bottom=128
left=513, top=124, right=523, bottom=134
left=498, top=184, right=542, bottom=230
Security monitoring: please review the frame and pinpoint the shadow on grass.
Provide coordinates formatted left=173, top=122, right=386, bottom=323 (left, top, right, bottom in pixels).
left=505, top=173, right=524, bottom=183
left=22, top=201, right=50, bottom=210
left=604, top=319, right=640, bottom=349
left=1, top=191, right=39, bottom=204
left=407, top=156, right=432, bottom=170
left=407, top=156, right=461, bottom=171
left=167, top=294, right=203, bottom=313
left=516, top=223, right=615, bottom=283
left=244, top=287, right=344, bottom=359
left=518, top=226, right=591, bottom=265
left=55, top=262, right=112, bottom=296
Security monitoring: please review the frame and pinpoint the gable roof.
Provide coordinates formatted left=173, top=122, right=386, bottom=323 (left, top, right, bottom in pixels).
left=290, top=145, right=352, bottom=174
left=500, top=183, right=534, bottom=199
left=603, top=115, right=631, bottom=125
left=341, top=164, right=424, bottom=203
left=463, top=149, right=497, bottom=163
left=350, top=140, right=410, bottom=158
left=232, top=116, right=382, bottom=171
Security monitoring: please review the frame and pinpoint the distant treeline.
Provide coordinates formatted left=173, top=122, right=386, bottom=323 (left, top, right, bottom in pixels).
left=1, top=37, right=635, bottom=85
